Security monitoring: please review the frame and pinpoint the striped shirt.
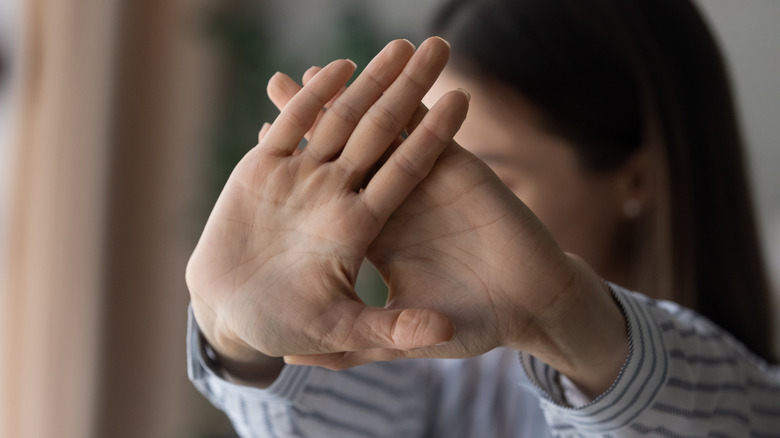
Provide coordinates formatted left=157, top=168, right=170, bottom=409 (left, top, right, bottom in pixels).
left=187, top=284, right=780, bottom=437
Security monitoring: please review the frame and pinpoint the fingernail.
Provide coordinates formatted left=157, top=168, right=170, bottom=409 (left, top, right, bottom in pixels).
left=401, top=38, right=416, bottom=50
left=434, top=36, right=451, bottom=48
left=456, top=87, right=471, bottom=101
left=345, top=59, right=357, bottom=69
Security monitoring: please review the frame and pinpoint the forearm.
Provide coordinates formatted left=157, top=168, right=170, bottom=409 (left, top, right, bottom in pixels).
left=509, top=254, right=629, bottom=400
left=521, top=283, right=780, bottom=436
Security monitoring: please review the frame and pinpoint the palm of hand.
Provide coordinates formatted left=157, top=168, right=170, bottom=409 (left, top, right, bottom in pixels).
left=368, top=144, right=568, bottom=360
left=188, top=39, right=469, bottom=367
left=187, top=152, right=379, bottom=358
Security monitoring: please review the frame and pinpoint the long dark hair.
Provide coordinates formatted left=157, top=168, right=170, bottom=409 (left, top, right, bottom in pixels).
left=431, top=0, right=775, bottom=361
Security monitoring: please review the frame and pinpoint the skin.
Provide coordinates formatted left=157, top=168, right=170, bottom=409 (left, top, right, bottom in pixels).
left=186, top=38, right=629, bottom=399
left=422, top=71, right=644, bottom=288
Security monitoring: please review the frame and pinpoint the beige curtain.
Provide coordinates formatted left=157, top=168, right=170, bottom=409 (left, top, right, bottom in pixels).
left=1, top=0, right=230, bottom=436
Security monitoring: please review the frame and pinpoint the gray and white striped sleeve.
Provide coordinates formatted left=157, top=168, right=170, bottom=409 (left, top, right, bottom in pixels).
left=186, top=306, right=443, bottom=438
left=520, top=283, right=780, bottom=438
left=187, top=305, right=556, bottom=437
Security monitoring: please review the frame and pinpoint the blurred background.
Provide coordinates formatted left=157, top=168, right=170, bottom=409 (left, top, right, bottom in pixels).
left=0, top=0, right=777, bottom=436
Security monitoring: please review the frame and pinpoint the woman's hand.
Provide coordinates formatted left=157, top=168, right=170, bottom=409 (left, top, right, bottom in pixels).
left=269, top=45, right=628, bottom=397
left=186, top=38, right=469, bottom=375
left=277, top=138, right=584, bottom=367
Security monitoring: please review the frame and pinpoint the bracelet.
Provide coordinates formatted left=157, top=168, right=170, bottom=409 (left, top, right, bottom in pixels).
left=199, top=332, right=226, bottom=377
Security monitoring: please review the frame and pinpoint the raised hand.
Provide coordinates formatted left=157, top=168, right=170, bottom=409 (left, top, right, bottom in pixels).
left=268, top=41, right=628, bottom=397
left=186, top=38, right=470, bottom=374
left=268, top=58, right=574, bottom=365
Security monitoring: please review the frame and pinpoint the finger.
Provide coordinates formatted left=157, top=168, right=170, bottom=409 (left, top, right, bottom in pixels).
left=266, top=67, right=343, bottom=145
left=406, top=101, right=429, bottom=134
left=357, top=102, right=429, bottom=189
left=259, top=59, right=356, bottom=156
left=304, top=299, right=455, bottom=354
left=265, top=42, right=430, bottom=147
left=284, top=337, right=463, bottom=370
left=304, top=66, right=349, bottom=106
left=257, top=122, right=271, bottom=143
left=337, top=37, right=451, bottom=188
left=284, top=349, right=405, bottom=370
left=267, top=72, right=314, bottom=148
left=265, top=67, right=320, bottom=112
left=303, top=39, right=416, bottom=162
left=302, top=65, right=321, bottom=84
left=265, top=57, right=426, bottom=185
left=266, top=72, right=301, bottom=110
left=302, top=67, right=346, bottom=145
left=361, top=88, right=470, bottom=221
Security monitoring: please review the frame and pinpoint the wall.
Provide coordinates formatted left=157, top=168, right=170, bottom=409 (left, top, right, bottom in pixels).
left=696, top=0, right=780, bottom=298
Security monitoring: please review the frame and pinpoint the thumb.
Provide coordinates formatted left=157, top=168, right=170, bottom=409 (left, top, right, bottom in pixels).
left=382, top=307, right=455, bottom=349
left=314, top=301, right=455, bottom=352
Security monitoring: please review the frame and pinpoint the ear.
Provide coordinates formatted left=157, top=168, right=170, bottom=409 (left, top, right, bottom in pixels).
left=615, top=146, right=659, bottom=220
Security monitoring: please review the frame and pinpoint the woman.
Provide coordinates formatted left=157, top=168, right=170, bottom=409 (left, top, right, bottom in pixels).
left=426, top=0, right=775, bottom=362
left=185, top=0, right=779, bottom=436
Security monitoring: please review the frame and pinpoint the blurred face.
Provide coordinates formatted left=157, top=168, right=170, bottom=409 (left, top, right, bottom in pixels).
left=425, top=70, right=630, bottom=283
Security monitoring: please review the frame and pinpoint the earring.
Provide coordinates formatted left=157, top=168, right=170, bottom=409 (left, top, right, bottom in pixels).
left=623, top=199, right=642, bottom=219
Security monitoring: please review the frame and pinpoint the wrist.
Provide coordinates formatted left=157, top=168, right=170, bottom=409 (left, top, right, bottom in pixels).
left=514, top=254, right=629, bottom=399
left=199, top=331, right=285, bottom=388
left=192, top=302, right=285, bottom=387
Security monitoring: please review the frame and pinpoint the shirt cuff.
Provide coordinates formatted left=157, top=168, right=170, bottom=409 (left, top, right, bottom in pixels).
left=518, top=283, right=668, bottom=434
left=186, top=304, right=319, bottom=404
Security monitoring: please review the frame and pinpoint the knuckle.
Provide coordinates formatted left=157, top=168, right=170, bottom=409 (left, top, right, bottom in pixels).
left=329, top=99, right=362, bottom=126
left=421, top=117, right=452, bottom=145
left=391, top=148, right=427, bottom=181
left=337, top=153, right=360, bottom=174
left=360, top=68, right=387, bottom=93
left=367, top=103, right=404, bottom=136
left=400, top=69, right=428, bottom=96
left=357, top=195, right=384, bottom=228
left=395, top=309, right=425, bottom=346
left=306, top=84, right=332, bottom=107
left=282, top=107, right=311, bottom=132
